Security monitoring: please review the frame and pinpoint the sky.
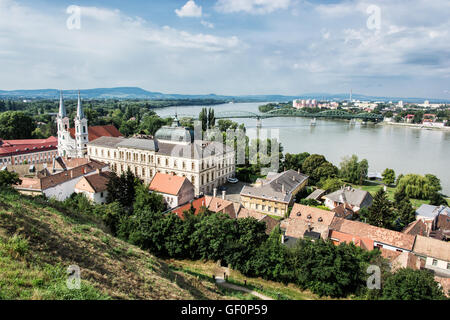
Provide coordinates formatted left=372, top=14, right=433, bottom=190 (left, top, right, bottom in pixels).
left=0, top=0, right=449, bottom=98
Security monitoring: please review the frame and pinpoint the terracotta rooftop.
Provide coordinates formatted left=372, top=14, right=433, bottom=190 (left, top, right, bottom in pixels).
left=329, top=217, right=416, bottom=251
left=413, top=235, right=450, bottom=261
left=205, top=195, right=237, bottom=219
left=402, top=219, right=428, bottom=236
left=290, top=204, right=336, bottom=226
left=82, top=171, right=112, bottom=193
left=149, top=173, right=190, bottom=196
left=69, top=125, right=122, bottom=142
left=16, top=160, right=107, bottom=191
left=281, top=204, right=336, bottom=240
left=171, top=197, right=208, bottom=219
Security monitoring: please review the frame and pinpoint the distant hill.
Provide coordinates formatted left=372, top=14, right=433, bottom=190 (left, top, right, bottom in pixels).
left=0, top=87, right=449, bottom=103
left=0, top=189, right=235, bottom=300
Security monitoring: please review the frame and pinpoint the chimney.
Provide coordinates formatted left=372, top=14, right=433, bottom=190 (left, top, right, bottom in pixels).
left=96, top=168, right=101, bottom=175
left=297, top=168, right=300, bottom=174
left=281, top=184, right=285, bottom=194
left=213, top=188, right=217, bottom=198
left=222, top=190, right=226, bottom=200
left=70, top=170, right=73, bottom=179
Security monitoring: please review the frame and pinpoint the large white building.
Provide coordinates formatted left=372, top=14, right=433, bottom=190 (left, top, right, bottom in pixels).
left=87, top=117, right=235, bottom=195
left=57, top=91, right=122, bottom=158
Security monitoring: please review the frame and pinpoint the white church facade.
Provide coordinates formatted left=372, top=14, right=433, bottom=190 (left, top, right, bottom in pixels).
left=57, top=91, right=122, bottom=158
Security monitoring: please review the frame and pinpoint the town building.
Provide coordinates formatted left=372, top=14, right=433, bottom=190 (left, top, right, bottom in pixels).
left=414, top=204, right=450, bottom=240
left=74, top=170, right=111, bottom=204
left=413, top=235, right=450, bottom=278
left=149, top=172, right=195, bottom=209
left=56, top=91, right=122, bottom=158
left=15, top=159, right=109, bottom=201
left=328, top=217, right=416, bottom=254
left=323, top=186, right=373, bottom=213
left=0, top=136, right=58, bottom=166
left=280, top=204, right=336, bottom=244
left=87, top=118, right=235, bottom=196
left=171, top=194, right=279, bottom=233
left=240, top=170, right=309, bottom=217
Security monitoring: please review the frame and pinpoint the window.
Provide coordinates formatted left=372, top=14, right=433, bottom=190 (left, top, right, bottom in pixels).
left=100, top=192, right=104, bottom=198
left=432, top=259, right=438, bottom=266
left=447, top=263, right=450, bottom=270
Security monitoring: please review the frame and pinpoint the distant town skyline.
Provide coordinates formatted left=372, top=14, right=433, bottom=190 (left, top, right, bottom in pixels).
left=1, top=0, right=449, bottom=98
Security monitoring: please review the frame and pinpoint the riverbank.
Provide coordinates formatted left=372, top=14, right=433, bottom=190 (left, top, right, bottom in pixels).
left=383, top=121, right=450, bottom=131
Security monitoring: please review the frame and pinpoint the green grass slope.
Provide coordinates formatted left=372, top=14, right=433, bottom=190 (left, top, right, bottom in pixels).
left=0, top=190, right=234, bottom=300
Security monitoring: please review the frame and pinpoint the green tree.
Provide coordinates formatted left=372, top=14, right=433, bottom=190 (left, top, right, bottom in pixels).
left=366, top=188, right=394, bottom=228
left=396, top=174, right=436, bottom=200
left=288, top=239, right=371, bottom=298
left=339, top=155, right=368, bottom=185
left=382, top=268, right=445, bottom=300
left=283, top=152, right=310, bottom=171
left=302, top=154, right=338, bottom=185
left=199, top=108, right=208, bottom=131
left=207, top=107, right=215, bottom=129
left=382, top=168, right=396, bottom=186
left=395, top=198, right=416, bottom=228
left=106, top=169, right=140, bottom=208
left=319, top=177, right=345, bottom=192
left=0, top=111, right=36, bottom=139
left=425, top=174, right=442, bottom=192
left=0, top=170, right=22, bottom=189
left=139, top=114, right=166, bottom=135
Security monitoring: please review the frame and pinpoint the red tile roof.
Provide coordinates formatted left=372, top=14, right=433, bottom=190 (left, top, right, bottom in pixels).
left=149, top=173, right=190, bottom=196
left=68, top=125, right=122, bottom=141
left=0, top=136, right=57, bottom=157
left=171, top=197, right=208, bottom=219
left=329, top=217, right=416, bottom=251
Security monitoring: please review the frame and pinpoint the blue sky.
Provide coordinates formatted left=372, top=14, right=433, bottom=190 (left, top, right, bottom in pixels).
left=1, top=0, right=449, bottom=98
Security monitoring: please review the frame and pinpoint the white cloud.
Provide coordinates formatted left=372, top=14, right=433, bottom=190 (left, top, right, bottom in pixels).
left=0, top=1, right=243, bottom=91
left=175, top=0, right=202, bottom=18
left=201, top=20, right=214, bottom=28
left=215, top=0, right=291, bottom=15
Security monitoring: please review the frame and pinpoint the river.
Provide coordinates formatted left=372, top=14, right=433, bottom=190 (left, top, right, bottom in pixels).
left=155, top=102, right=450, bottom=196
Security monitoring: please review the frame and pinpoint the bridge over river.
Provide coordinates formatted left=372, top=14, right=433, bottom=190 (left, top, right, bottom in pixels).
left=176, top=109, right=384, bottom=123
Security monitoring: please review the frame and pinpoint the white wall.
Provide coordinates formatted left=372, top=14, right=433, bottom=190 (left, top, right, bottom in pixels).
left=44, top=170, right=102, bottom=201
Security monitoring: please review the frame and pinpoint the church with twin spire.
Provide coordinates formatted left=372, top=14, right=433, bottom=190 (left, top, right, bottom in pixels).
left=56, top=90, right=122, bottom=158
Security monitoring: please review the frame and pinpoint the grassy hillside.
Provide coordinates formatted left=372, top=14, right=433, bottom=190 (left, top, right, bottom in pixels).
left=0, top=190, right=238, bottom=300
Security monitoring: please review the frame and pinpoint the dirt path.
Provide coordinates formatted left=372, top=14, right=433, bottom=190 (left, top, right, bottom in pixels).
left=214, top=266, right=274, bottom=300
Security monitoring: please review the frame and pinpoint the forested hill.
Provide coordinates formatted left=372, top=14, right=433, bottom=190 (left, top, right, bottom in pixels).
left=1, top=87, right=448, bottom=103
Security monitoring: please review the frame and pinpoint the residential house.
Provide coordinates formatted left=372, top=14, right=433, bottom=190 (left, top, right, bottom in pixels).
left=74, top=170, right=111, bottom=204
left=415, top=204, right=450, bottom=237
left=149, top=172, right=195, bottom=209
left=328, top=217, right=416, bottom=255
left=170, top=194, right=279, bottom=234
left=280, top=204, right=336, bottom=246
left=323, top=186, right=373, bottom=213
left=15, top=159, right=109, bottom=201
left=240, top=170, right=309, bottom=217
left=413, top=235, right=450, bottom=278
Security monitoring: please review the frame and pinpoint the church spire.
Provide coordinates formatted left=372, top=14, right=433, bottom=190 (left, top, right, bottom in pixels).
left=76, top=90, right=84, bottom=119
left=58, top=90, right=66, bottom=118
